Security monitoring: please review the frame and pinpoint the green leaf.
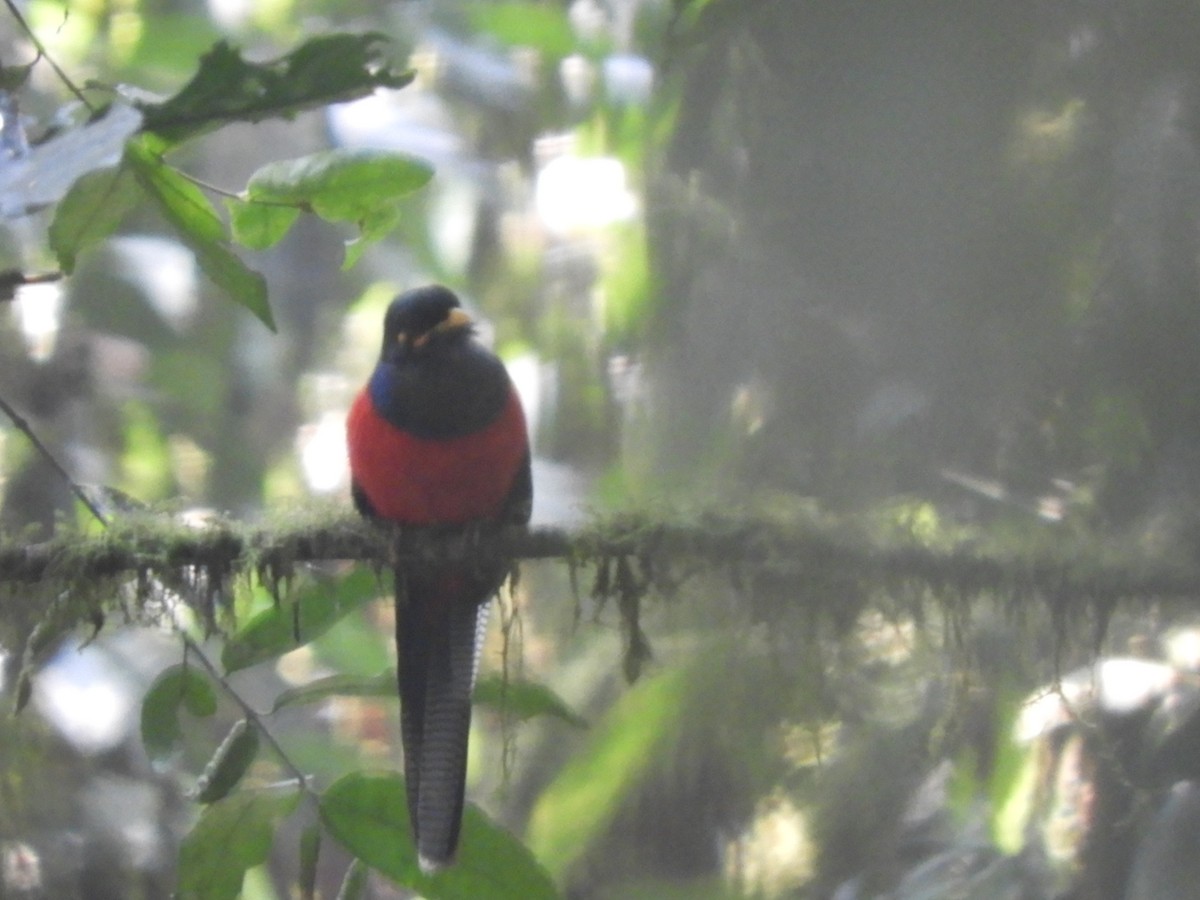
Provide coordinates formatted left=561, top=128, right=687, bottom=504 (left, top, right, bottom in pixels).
left=442, top=808, right=560, bottom=899
left=241, top=149, right=433, bottom=266
left=251, top=150, right=432, bottom=222
left=222, top=568, right=382, bottom=674
left=0, top=60, right=33, bottom=94
left=126, top=136, right=273, bottom=329
left=318, top=772, right=415, bottom=880
left=192, top=719, right=261, bottom=804
left=0, top=103, right=143, bottom=217
left=343, top=203, right=403, bottom=270
left=49, top=164, right=143, bottom=273
left=466, top=3, right=578, bottom=57
left=269, top=668, right=586, bottom=730
left=227, top=197, right=301, bottom=250
left=271, top=670, right=396, bottom=714
left=177, top=787, right=301, bottom=900
left=320, top=772, right=558, bottom=899
left=473, top=675, right=588, bottom=728
left=527, top=665, right=691, bottom=880
left=139, top=34, right=414, bottom=145
left=313, top=604, right=394, bottom=676
left=336, top=860, right=368, bottom=900
left=127, top=135, right=223, bottom=240
left=140, top=663, right=218, bottom=764
left=191, top=237, right=273, bottom=329
left=989, top=686, right=1038, bottom=854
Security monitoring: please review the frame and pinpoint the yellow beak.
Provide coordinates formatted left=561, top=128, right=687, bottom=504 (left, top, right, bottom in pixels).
left=404, top=307, right=474, bottom=349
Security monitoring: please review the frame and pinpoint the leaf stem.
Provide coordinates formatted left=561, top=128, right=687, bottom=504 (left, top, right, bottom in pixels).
left=176, top=168, right=242, bottom=200
left=1, top=0, right=95, bottom=112
left=176, top=168, right=300, bottom=210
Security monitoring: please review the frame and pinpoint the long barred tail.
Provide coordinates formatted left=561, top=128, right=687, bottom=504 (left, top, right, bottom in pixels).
left=395, top=569, right=490, bottom=873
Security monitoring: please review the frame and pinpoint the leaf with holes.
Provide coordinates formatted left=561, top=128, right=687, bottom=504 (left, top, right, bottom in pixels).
left=138, top=34, right=413, bottom=145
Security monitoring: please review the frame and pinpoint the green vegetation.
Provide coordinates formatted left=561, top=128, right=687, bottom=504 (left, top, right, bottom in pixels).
left=0, top=1, right=1198, bottom=898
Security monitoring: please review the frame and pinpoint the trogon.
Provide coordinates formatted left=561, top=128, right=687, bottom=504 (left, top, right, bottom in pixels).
left=346, top=285, right=532, bottom=872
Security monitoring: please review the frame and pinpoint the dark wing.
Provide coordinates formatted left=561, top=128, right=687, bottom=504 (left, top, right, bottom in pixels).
left=500, top=449, right=533, bottom=526
left=351, top=479, right=378, bottom=518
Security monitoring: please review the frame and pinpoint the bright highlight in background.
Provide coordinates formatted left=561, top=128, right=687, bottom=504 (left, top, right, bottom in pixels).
left=13, top=280, right=63, bottom=362
left=299, top=409, right=353, bottom=494
left=535, top=154, right=637, bottom=235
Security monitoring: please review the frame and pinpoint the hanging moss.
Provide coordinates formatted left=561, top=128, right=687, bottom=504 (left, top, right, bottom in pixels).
left=0, top=504, right=1196, bottom=695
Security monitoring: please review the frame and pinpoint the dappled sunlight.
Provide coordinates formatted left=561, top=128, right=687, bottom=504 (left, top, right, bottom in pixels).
left=35, top=645, right=138, bottom=755
left=12, top=278, right=62, bottom=361
left=534, top=149, right=638, bottom=236
left=298, top=408, right=350, bottom=496
left=109, top=236, right=198, bottom=330
left=726, top=794, right=815, bottom=898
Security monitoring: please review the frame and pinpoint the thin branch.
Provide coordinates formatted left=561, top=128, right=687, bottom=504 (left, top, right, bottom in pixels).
left=0, top=392, right=314, bottom=788
left=1, top=0, right=94, bottom=112
left=0, top=270, right=65, bottom=302
left=182, top=633, right=310, bottom=791
left=0, top=390, right=109, bottom=525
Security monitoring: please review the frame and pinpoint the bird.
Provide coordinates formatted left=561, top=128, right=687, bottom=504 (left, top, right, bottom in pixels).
left=346, top=285, right=531, bottom=872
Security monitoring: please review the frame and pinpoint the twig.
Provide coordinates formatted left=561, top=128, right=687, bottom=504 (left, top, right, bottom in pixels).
left=1, top=0, right=94, bottom=112
left=182, top=633, right=310, bottom=791
left=0, top=390, right=109, bottom=525
left=0, top=388, right=314, bottom=789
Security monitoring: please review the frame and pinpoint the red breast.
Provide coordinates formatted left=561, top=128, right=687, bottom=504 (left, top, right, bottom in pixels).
left=347, top=385, right=528, bottom=525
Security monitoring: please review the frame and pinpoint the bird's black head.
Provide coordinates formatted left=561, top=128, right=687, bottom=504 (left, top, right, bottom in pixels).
left=368, top=284, right=510, bottom=438
left=381, top=285, right=474, bottom=362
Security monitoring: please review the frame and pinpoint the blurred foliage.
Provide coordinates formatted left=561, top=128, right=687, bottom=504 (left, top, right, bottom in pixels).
left=178, top=788, right=301, bottom=900
left=3, top=0, right=1200, bottom=898
left=527, top=662, right=691, bottom=879
left=320, top=771, right=557, bottom=898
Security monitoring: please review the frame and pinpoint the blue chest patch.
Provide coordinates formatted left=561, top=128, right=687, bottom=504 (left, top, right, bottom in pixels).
left=367, top=354, right=510, bottom=441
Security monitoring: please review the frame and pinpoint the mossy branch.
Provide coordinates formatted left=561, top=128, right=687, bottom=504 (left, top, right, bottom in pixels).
left=1, top=509, right=1197, bottom=607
